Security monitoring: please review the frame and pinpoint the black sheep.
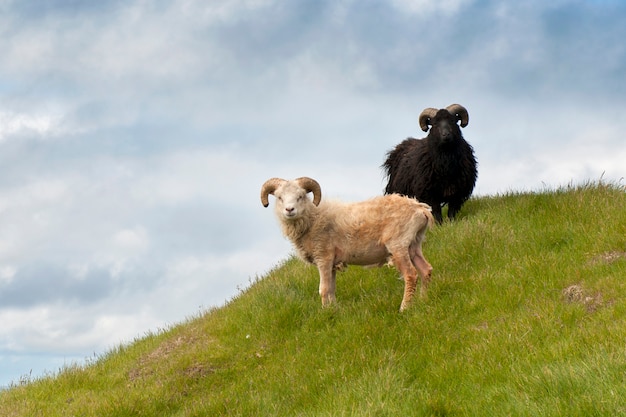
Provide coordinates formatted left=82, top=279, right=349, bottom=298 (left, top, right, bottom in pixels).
left=382, top=104, right=477, bottom=223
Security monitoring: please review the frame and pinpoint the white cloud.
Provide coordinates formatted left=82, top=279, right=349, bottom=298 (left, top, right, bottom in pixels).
left=112, top=227, right=149, bottom=254
left=0, top=265, right=16, bottom=284
left=181, top=0, right=277, bottom=23
left=391, top=0, right=470, bottom=15
left=0, top=111, right=62, bottom=142
left=0, top=304, right=161, bottom=355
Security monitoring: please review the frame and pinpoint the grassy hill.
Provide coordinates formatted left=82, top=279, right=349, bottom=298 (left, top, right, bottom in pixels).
left=2, top=182, right=626, bottom=416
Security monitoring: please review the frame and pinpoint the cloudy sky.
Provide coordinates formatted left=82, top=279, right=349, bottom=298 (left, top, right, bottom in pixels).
left=0, top=0, right=625, bottom=386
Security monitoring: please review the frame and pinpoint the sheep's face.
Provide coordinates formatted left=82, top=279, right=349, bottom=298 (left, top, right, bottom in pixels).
left=429, top=109, right=463, bottom=146
left=273, top=182, right=312, bottom=220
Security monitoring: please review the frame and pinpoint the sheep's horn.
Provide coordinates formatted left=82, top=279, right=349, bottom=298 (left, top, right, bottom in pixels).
left=418, top=108, right=439, bottom=132
left=295, top=177, right=322, bottom=206
left=446, top=104, right=469, bottom=128
left=260, top=178, right=285, bottom=207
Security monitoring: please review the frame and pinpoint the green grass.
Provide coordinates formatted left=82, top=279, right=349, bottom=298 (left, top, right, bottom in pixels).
left=2, top=181, right=626, bottom=416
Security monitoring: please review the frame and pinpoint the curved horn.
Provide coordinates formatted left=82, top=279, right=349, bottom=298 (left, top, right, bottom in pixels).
left=260, top=178, right=285, bottom=207
left=295, top=177, right=322, bottom=206
left=418, top=108, right=439, bottom=132
left=446, top=104, right=469, bottom=128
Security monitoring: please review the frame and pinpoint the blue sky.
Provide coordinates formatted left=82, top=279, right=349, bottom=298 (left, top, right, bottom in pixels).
left=1, top=0, right=625, bottom=387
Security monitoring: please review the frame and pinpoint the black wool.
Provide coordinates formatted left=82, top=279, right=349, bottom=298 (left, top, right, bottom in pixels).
left=383, top=106, right=478, bottom=223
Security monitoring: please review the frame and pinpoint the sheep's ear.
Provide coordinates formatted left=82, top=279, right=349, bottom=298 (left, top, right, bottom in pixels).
left=260, top=178, right=285, bottom=207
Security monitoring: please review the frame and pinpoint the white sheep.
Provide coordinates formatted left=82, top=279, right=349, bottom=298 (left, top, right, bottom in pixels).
left=261, top=177, right=434, bottom=311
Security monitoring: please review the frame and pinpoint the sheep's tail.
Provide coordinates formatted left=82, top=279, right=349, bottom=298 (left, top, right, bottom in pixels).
left=420, top=203, right=436, bottom=229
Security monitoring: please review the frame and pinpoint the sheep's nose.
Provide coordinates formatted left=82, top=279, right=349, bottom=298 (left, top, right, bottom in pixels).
left=440, top=131, right=453, bottom=143
left=285, top=207, right=294, bottom=213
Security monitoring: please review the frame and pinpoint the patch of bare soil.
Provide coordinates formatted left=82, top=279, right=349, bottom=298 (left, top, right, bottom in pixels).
left=588, top=250, right=626, bottom=266
left=128, top=335, right=195, bottom=382
left=562, top=284, right=605, bottom=313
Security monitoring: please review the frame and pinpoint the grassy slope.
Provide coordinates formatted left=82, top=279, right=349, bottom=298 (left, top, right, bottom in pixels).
left=2, top=183, right=626, bottom=416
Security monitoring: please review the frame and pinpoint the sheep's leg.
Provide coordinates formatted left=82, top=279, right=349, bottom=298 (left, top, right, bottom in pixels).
left=411, top=244, right=432, bottom=299
left=431, top=203, right=444, bottom=224
left=318, top=264, right=336, bottom=307
left=392, top=253, right=418, bottom=312
left=447, top=200, right=462, bottom=220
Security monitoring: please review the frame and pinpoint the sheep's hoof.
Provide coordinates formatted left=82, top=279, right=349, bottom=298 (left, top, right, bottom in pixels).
left=321, top=294, right=336, bottom=307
